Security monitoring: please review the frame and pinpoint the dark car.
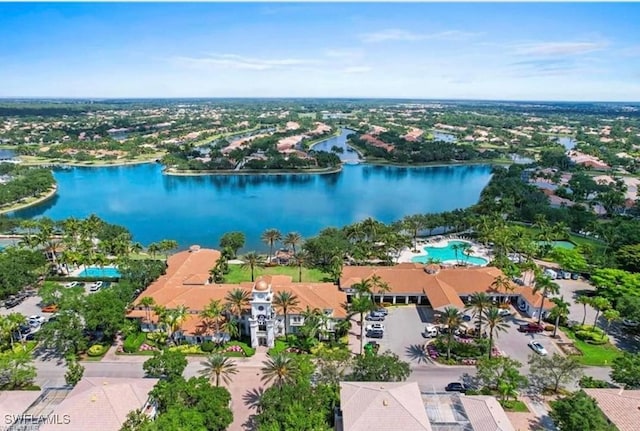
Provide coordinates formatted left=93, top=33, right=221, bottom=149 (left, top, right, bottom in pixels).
left=518, top=323, right=544, bottom=333
left=571, top=273, right=579, bottom=280
left=365, top=313, right=385, bottom=321
left=366, top=329, right=384, bottom=339
left=445, top=382, right=468, bottom=393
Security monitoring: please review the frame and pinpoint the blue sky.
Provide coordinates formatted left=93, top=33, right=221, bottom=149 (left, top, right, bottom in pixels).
left=1, top=2, right=639, bottom=101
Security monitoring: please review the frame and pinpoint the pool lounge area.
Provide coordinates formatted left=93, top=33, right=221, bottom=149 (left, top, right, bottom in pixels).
left=76, top=266, right=121, bottom=278
left=407, top=239, right=490, bottom=266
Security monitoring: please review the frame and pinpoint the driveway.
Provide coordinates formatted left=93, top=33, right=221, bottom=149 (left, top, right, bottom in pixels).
left=377, top=305, right=434, bottom=365
left=0, top=295, right=47, bottom=318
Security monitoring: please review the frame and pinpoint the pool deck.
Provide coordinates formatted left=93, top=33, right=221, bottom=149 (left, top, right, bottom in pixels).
left=397, top=236, right=492, bottom=266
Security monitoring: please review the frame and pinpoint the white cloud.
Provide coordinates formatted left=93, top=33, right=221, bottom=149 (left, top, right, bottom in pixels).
left=513, top=41, right=607, bottom=56
left=359, top=29, right=480, bottom=43
left=172, top=54, right=320, bottom=71
left=343, top=66, right=372, bottom=74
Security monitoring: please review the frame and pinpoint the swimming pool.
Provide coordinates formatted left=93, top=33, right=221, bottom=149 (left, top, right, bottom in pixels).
left=77, top=266, right=121, bottom=278
left=536, top=240, right=576, bottom=250
left=411, top=240, right=489, bottom=266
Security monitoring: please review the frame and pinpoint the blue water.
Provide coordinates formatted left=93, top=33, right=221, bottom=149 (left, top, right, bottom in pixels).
left=311, top=129, right=360, bottom=162
left=78, top=266, right=121, bottom=278
left=412, top=240, right=488, bottom=266
left=557, top=136, right=576, bottom=150
left=9, top=132, right=493, bottom=250
left=432, top=131, right=457, bottom=143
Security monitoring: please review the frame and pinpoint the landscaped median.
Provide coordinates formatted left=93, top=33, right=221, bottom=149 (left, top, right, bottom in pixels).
left=115, top=331, right=256, bottom=357
left=560, top=325, right=621, bottom=366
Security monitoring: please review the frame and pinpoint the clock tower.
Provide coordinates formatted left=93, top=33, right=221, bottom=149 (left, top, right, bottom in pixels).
left=249, top=277, right=275, bottom=348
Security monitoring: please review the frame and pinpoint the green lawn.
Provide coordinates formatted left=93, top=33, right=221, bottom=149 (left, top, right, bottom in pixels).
left=561, top=327, right=621, bottom=366
left=224, top=264, right=332, bottom=283
left=511, top=223, right=605, bottom=251
left=500, top=400, right=530, bottom=412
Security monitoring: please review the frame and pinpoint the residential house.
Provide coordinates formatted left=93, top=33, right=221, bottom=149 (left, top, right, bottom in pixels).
left=583, top=388, right=640, bottom=431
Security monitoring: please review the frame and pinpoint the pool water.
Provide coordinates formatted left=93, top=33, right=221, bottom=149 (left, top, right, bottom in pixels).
left=411, top=240, right=488, bottom=266
left=536, top=240, right=576, bottom=250
left=78, top=266, right=121, bottom=278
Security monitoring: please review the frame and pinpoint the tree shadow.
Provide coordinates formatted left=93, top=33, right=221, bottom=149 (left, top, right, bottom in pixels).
left=243, top=415, right=258, bottom=431
left=33, top=346, right=65, bottom=365
left=243, top=387, right=265, bottom=410
left=405, top=343, right=429, bottom=364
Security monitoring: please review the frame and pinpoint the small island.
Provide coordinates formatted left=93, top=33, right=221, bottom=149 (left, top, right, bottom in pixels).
left=0, top=163, right=57, bottom=214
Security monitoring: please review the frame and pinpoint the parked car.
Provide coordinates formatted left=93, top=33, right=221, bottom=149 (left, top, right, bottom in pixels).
left=366, top=323, right=385, bottom=332
left=498, top=309, right=512, bottom=317
left=41, top=304, right=59, bottom=313
left=64, top=281, right=79, bottom=288
left=365, top=312, right=385, bottom=321
left=563, top=271, right=571, bottom=279
left=622, top=319, right=640, bottom=328
left=422, top=325, right=438, bottom=338
left=518, top=323, right=544, bottom=333
left=513, top=278, right=525, bottom=286
left=528, top=340, right=548, bottom=355
left=375, top=307, right=388, bottom=316
left=445, top=382, right=468, bottom=393
left=462, top=314, right=472, bottom=322
left=571, top=273, right=579, bottom=280
left=28, top=315, right=45, bottom=326
left=544, top=269, right=558, bottom=279
left=89, top=281, right=103, bottom=292
left=366, top=329, right=384, bottom=339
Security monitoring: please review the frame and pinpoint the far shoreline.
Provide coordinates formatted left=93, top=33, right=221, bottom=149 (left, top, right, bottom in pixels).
left=162, top=165, right=343, bottom=176
left=0, top=185, right=58, bottom=215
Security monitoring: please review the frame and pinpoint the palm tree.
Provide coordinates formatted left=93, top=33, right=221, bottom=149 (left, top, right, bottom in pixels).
left=549, top=296, right=571, bottom=337
left=166, top=305, right=189, bottom=344
left=283, top=232, right=303, bottom=254
left=533, top=275, right=560, bottom=325
left=466, top=292, right=492, bottom=335
left=6, top=313, right=26, bottom=349
left=147, top=242, right=161, bottom=258
left=261, top=353, right=300, bottom=388
left=602, top=309, right=621, bottom=339
left=139, top=297, right=155, bottom=323
left=576, top=295, right=591, bottom=326
left=451, top=243, right=462, bottom=265
left=403, top=214, right=426, bottom=251
left=199, top=354, right=238, bottom=387
left=225, top=288, right=250, bottom=337
left=349, top=295, right=376, bottom=355
left=370, top=274, right=391, bottom=306
left=351, top=278, right=373, bottom=297
left=291, top=252, right=307, bottom=283
left=591, top=297, right=611, bottom=330
left=441, top=307, right=463, bottom=361
left=261, top=228, right=282, bottom=265
left=129, top=242, right=144, bottom=255
left=273, top=291, right=300, bottom=337
left=483, top=307, right=509, bottom=358
left=329, top=254, right=344, bottom=283
left=200, top=299, right=225, bottom=338
left=491, top=275, right=515, bottom=303
left=241, top=251, right=262, bottom=282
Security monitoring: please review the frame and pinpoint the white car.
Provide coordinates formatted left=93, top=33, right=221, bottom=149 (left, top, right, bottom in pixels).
left=498, top=309, right=512, bottom=317
left=528, top=340, right=548, bottom=356
left=64, top=281, right=79, bottom=288
left=28, top=315, right=45, bottom=326
left=89, top=281, right=103, bottom=292
left=622, top=319, right=639, bottom=328
left=366, top=323, right=385, bottom=332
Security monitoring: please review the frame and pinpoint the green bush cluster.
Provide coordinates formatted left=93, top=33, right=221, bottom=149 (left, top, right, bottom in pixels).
left=574, top=325, right=609, bottom=345
left=200, top=341, right=215, bottom=352
left=123, top=332, right=146, bottom=353
left=433, top=337, right=489, bottom=358
left=87, top=344, right=107, bottom=357
left=227, top=341, right=255, bottom=357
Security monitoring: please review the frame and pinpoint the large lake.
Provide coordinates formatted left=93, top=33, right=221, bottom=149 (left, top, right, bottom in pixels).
left=9, top=130, right=494, bottom=250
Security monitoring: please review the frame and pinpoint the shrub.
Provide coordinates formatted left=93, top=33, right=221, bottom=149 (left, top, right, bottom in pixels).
left=87, top=344, right=107, bottom=357
left=579, top=376, right=612, bottom=388
left=168, top=344, right=203, bottom=355
left=201, top=341, right=215, bottom=352
left=575, top=329, right=609, bottom=344
left=123, top=332, right=146, bottom=353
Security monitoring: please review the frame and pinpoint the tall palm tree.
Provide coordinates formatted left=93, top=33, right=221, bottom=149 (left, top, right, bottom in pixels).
left=491, top=275, right=515, bottom=303
left=273, top=290, right=300, bottom=337
left=200, top=299, right=225, bottom=338
left=370, top=274, right=391, bottom=306
left=283, top=232, right=303, bottom=254
left=483, top=307, right=509, bottom=358
left=466, top=292, right=492, bottom=335
left=166, top=305, right=189, bottom=344
left=261, top=353, right=300, bottom=388
left=241, top=251, right=262, bottom=282
left=591, top=297, right=611, bottom=330
left=549, top=296, right=571, bottom=337
left=199, top=354, right=238, bottom=387
left=261, top=228, right=282, bottom=265
left=576, top=295, right=591, bottom=326
left=602, top=309, right=621, bottom=339
left=441, top=307, right=463, bottom=361
left=6, top=313, right=26, bottom=349
left=147, top=242, right=161, bottom=258
left=291, top=252, right=307, bottom=283
left=139, top=297, right=155, bottom=323
left=349, top=295, right=376, bottom=355
left=533, top=275, right=560, bottom=325
left=403, top=214, right=426, bottom=251
left=225, top=288, right=251, bottom=337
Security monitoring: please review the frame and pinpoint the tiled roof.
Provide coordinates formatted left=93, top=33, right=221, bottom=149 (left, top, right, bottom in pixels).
left=583, top=389, right=640, bottom=431
left=40, top=378, right=158, bottom=431
left=460, top=395, right=515, bottom=431
left=340, top=382, right=432, bottom=431
left=0, top=390, right=42, bottom=418
left=340, top=265, right=542, bottom=311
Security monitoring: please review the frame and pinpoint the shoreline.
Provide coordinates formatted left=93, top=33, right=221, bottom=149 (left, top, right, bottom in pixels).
left=163, top=165, right=343, bottom=176
left=18, top=155, right=163, bottom=168
left=0, top=185, right=58, bottom=215
left=307, top=128, right=342, bottom=150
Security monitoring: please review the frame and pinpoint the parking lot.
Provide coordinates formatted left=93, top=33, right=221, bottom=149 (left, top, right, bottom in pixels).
left=494, top=310, right=561, bottom=366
